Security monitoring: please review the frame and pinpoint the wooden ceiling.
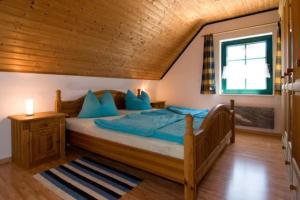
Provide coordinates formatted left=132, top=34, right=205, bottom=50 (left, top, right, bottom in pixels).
left=0, top=0, right=278, bottom=80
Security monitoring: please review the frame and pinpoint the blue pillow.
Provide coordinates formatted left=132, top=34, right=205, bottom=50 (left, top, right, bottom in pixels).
left=140, top=91, right=151, bottom=104
left=78, top=90, right=119, bottom=118
left=125, top=90, right=152, bottom=110
left=98, top=91, right=119, bottom=116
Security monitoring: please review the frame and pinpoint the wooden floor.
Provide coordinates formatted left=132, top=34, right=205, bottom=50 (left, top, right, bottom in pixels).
left=0, top=132, right=291, bottom=200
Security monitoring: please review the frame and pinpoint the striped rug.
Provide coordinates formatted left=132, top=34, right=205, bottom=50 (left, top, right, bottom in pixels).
left=34, top=156, right=142, bottom=200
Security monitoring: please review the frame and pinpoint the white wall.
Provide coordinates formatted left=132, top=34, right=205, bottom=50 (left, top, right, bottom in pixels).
left=0, top=72, right=158, bottom=159
left=157, top=10, right=281, bottom=133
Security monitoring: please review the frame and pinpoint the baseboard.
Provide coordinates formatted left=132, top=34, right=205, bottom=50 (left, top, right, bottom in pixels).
left=0, top=157, right=11, bottom=165
left=236, top=128, right=281, bottom=138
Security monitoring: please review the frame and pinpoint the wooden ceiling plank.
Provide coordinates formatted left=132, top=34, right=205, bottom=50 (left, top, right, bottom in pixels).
left=0, top=0, right=279, bottom=79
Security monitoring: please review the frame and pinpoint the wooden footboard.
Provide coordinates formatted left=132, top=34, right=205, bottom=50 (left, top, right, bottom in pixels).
left=184, top=100, right=235, bottom=200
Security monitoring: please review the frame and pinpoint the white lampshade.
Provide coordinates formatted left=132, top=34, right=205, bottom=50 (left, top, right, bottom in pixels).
left=25, top=99, right=34, bottom=116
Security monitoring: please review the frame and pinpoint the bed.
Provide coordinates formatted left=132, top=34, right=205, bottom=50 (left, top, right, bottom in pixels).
left=55, top=90, right=235, bottom=200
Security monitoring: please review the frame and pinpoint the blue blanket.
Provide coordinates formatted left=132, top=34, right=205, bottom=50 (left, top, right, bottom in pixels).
left=94, top=107, right=209, bottom=144
left=166, top=106, right=209, bottom=118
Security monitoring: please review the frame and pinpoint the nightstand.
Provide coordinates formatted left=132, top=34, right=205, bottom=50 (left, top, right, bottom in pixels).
left=151, top=101, right=166, bottom=109
left=8, top=112, right=66, bottom=168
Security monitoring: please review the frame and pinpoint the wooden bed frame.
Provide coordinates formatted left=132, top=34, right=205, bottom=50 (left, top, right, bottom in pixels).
left=55, top=89, right=235, bottom=200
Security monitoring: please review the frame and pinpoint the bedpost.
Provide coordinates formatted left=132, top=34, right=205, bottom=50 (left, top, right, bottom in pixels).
left=230, top=99, right=235, bottom=143
left=55, top=90, right=62, bottom=112
left=184, top=114, right=197, bottom=200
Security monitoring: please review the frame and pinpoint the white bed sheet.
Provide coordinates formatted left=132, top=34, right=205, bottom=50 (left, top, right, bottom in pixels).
left=66, top=109, right=184, bottom=159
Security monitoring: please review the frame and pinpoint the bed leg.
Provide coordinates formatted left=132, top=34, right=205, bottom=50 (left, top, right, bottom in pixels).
left=230, top=99, right=235, bottom=143
left=184, top=115, right=197, bottom=200
left=185, top=183, right=197, bottom=200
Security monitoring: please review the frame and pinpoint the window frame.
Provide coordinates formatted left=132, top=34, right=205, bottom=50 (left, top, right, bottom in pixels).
left=221, top=35, right=273, bottom=95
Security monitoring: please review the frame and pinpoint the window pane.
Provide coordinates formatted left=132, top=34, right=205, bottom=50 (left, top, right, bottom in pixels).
left=246, top=77, right=267, bottom=90
left=224, top=60, right=246, bottom=79
left=246, top=58, right=270, bottom=78
left=223, top=61, right=246, bottom=90
left=227, top=60, right=245, bottom=67
left=246, top=58, right=267, bottom=66
left=245, top=58, right=269, bottom=90
left=246, top=42, right=266, bottom=59
left=227, top=76, right=246, bottom=90
left=227, top=45, right=245, bottom=60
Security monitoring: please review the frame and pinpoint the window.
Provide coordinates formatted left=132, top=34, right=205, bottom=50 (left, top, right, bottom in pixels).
left=221, top=35, right=273, bottom=95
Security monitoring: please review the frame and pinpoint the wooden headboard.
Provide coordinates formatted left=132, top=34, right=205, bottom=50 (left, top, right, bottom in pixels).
left=55, top=90, right=126, bottom=117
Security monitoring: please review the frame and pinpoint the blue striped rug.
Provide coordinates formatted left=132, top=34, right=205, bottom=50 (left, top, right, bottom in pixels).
left=34, top=156, right=142, bottom=200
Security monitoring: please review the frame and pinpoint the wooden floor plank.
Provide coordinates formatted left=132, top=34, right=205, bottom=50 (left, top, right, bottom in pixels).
left=0, top=132, right=291, bottom=200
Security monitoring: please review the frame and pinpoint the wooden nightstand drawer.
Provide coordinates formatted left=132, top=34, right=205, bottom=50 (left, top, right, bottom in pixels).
left=9, top=112, right=66, bottom=168
left=30, top=119, right=60, bottom=130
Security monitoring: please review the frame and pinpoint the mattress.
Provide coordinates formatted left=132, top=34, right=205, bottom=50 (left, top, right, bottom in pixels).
left=66, top=109, right=184, bottom=159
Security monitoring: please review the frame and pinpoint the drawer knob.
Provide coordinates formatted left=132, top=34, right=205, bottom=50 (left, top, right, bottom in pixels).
left=285, top=160, right=290, bottom=165
left=290, top=184, right=297, bottom=190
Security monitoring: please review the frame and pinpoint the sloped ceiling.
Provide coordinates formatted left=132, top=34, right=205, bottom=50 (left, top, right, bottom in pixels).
left=0, top=0, right=278, bottom=80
